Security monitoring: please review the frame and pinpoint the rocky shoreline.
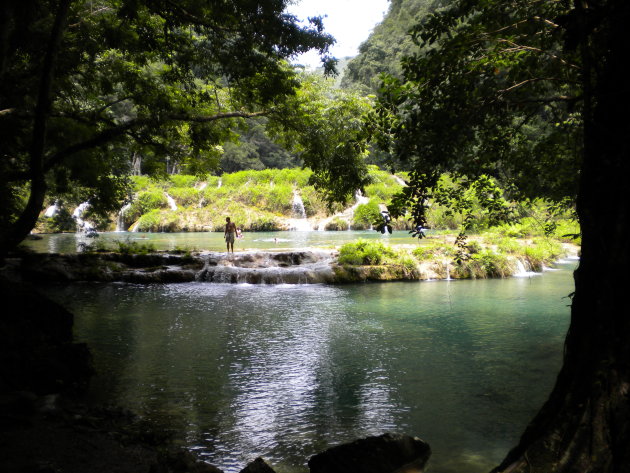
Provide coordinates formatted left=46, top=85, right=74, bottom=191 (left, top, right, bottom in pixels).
left=2, top=246, right=529, bottom=286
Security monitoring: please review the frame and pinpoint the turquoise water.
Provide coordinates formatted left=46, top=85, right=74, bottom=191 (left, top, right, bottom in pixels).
left=45, top=261, right=575, bottom=473
left=22, top=230, right=422, bottom=254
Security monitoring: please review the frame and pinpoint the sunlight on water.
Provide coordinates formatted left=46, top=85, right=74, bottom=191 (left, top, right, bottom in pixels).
left=21, top=230, right=420, bottom=254
left=45, top=262, right=575, bottom=473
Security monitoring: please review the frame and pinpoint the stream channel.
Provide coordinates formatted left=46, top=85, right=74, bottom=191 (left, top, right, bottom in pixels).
left=32, top=231, right=576, bottom=473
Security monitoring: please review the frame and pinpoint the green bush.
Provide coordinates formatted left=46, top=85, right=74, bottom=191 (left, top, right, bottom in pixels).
left=338, top=239, right=397, bottom=265
left=133, top=209, right=163, bottom=232
left=412, top=242, right=456, bottom=261
left=496, top=237, right=523, bottom=254
left=130, top=175, right=152, bottom=191
left=115, top=239, right=156, bottom=255
left=523, top=239, right=565, bottom=271
left=169, top=187, right=201, bottom=207
left=126, top=189, right=169, bottom=224
left=552, top=219, right=581, bottom=243
left=325, top=217, right=349, bottom=231
left=455, top=250, right=513, bottom=279
left=426, top=205, right=463, bottom=230
left=266, top=184, right=294, bottom=214
left=353, top=199, right=381, bottom=229
left=170, top=174, right=199, bottom=188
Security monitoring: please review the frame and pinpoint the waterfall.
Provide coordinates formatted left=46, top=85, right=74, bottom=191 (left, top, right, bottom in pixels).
left=348, top=190, right=369, bottom=230
left=195, top=250, right=335, bottom=284
left=315, top=190, right=368, bottom=231
left=72, top=202, right=96, bottom=233
left=349, top=191, right=369, bottom=217
left=292, top=191, right=307, bottom=218
left=116, top=203, right=132, bottom=232
left=196, top=182, right=207, bottom=191
left=44, top=200, right=60, bottom=218
left=217, top=179, right=222, bottom=188
left=289, top=191, right=312, bottom=231
left=165, top=193, right=178, bottom=211
left=393, top=175, right=407, bottom=186
left=512, top=259, right=539, bottom=277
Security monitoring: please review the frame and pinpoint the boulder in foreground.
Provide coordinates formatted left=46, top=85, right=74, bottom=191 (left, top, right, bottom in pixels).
left=308, top=433, right=431, bottom=473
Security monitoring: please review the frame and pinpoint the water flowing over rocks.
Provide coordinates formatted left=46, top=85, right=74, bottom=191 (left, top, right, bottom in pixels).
left=4, top=250, right=338, bottom=285
left=196, top=250, right=336, bottom=284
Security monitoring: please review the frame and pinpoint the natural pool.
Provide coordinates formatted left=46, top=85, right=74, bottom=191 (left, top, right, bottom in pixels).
left=43, top=257, right=576, bottom=473
left=22, top=230, right=422, bottom=254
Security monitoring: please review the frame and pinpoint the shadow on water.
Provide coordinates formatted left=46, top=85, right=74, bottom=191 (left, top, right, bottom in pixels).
left=42, top=261, right=576, bottom=473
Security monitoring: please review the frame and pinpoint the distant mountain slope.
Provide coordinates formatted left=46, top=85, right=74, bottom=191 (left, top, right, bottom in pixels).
left=341, top=0, right=435, bottom=91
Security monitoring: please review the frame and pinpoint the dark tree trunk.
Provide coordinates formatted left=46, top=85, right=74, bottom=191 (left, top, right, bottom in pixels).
left=0, top=0, right=71, bottom=255
left=493, top=2, right=630, bottom=472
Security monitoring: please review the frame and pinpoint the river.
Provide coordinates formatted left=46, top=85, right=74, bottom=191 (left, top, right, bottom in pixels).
left=39, top=233, right=575, bottom=473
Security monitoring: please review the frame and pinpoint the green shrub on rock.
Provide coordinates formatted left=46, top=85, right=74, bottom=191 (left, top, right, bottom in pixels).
left=338, top=239, right=397, bottom=265
left=325, top=217, right=350, bottom=231
left=353, top=199, right=381, bottom=230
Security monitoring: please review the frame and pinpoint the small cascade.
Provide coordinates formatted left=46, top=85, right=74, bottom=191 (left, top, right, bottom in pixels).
left=289, top=191, right=312, bottom=231
left=292, top=191, right=307, bottom=218
left=393, top=175, right=407, bottom=186
left=195, top=250, right=335, bottom=284
left=347, top=191, right=369, bottom=230
left=116, top=203, right=132, bottom=232
left=315, top=190, right=368, bottom=231
left=445, top=263, right=452, bottom=281
left=354, top=190, right=369, bottom=207
left=196, top=182, right=207, bottom=191
left=165, top=193, right=178, bottom=211
left=72, top=202, right=96, bottom=233
left=217, top=179, right=222, bottom=188
left=44, top=200, right=60, bottom=218
left=512, top=259, right=540, bottom=277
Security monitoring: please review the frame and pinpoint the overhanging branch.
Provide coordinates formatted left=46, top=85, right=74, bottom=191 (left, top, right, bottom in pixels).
left=41, top=110, right=269, bottom=173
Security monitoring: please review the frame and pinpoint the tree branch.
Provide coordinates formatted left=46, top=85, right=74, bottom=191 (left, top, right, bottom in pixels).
left=496, top=39, right=580, bottom=70
left=499, top=77, right=580, bottom=94
left=42, top=110, right=269, bottom=173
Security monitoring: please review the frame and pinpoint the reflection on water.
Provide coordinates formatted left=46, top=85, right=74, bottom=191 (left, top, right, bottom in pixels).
left=45, top=263, right=575, bottom=473
left=22, top=230, right=421, bottom=254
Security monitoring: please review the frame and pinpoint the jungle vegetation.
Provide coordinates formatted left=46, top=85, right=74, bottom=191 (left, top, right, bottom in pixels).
left=2, top=0, right=629, bottom=471
left=358, top=0, right=629, bottom=472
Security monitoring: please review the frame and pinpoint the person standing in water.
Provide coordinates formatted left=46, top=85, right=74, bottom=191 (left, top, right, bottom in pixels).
left=224, top=217, right=237, bottom=253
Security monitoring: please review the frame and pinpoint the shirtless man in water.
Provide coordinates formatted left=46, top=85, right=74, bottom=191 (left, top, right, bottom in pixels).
left=224, top=217, right=237, bottom=253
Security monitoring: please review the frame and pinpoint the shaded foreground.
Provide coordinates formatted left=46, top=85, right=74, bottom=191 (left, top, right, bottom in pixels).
left=0, top=277, right=432, bottom=473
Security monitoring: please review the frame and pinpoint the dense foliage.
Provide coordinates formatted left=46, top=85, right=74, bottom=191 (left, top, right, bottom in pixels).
left=0, top=0, right=337, bottom=252
left=366, top=0, right=582, bottom=254
left=360, top=0, right=630, bottom=471
left=341, top=0, right=435, bottom=92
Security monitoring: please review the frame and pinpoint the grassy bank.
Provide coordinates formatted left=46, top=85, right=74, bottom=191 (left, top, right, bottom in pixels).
left=334, top=232, right=575, bottom=282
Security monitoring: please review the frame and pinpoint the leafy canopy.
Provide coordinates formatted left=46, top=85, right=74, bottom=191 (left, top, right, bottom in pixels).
left=370, top=0, right=582, bottom=236
left=0, top=0, right=336, bottom=249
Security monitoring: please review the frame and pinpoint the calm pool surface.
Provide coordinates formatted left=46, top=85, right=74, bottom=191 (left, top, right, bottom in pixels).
left=44, top=260, right=575, bottom=473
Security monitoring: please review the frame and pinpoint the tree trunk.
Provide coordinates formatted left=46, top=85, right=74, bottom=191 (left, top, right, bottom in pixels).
left=0, top=0, right=71, bottom=256
left=492, top=2, right=630, bottom=472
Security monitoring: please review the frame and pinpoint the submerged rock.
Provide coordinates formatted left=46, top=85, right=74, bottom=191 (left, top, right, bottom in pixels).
left=308, top=433, right=431, bottom=473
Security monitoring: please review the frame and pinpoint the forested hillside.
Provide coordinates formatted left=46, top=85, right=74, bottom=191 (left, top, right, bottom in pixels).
left=341, top=0, right=435, bottom=91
